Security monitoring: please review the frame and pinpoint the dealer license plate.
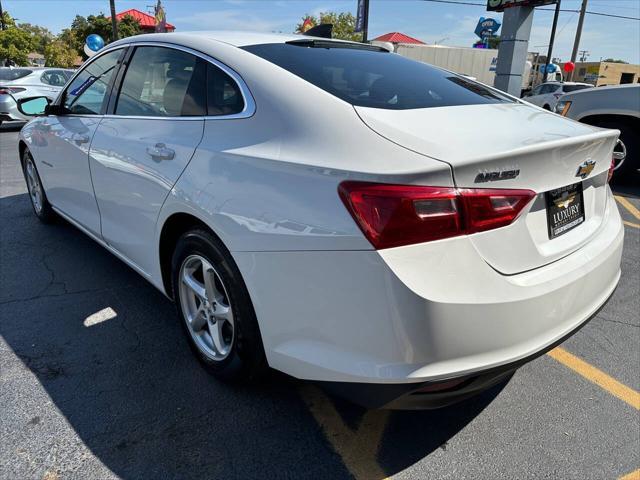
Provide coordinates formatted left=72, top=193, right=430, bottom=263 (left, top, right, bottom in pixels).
left=545, top=182, right=585, bottom=239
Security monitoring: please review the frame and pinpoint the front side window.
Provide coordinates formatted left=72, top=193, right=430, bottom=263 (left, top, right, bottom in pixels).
left=115, top=46, right=206, bottom=117
left=242, top=42, right=512, bottom=110
left=63, top=49, right=123, bottom=114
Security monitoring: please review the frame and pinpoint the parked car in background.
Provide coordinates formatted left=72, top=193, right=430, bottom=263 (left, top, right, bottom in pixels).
left=16, top=32, right=623, bottom=409
left=0, top=67, right=74, bottom=126
left=556, top=83, right=639, bottom=183
left=523, top=81, right=593, bottom=111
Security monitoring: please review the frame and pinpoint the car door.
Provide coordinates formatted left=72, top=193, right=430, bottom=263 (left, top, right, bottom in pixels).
left=36, top=48, right=125, bottom=236
left=89, top=45, right=206, bottom=274
left=539, top=84, right=557, bottom=108
left=526, top=85, right=543, bottom=105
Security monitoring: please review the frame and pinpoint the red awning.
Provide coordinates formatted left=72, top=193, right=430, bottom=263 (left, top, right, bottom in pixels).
left=373, top=32, right=425, bottom=44
left=111, top=8, right=175, bottom=30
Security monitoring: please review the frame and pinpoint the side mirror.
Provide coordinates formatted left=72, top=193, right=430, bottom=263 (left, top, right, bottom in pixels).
left=16, top=96, right=50, bottom=116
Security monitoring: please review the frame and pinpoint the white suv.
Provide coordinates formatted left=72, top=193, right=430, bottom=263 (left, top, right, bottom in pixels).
left=524, top=81, right=593, bottom=111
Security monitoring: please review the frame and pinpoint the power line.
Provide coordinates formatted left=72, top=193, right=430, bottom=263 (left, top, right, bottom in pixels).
left=418, top=0, right=640, bottom=20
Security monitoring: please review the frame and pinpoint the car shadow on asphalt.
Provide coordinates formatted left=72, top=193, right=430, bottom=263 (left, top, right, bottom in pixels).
left=0, top=192, right=505, bottom=479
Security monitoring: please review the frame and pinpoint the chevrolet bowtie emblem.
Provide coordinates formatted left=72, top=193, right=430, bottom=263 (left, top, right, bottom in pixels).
left=554, top=191, right=577, bottom=209
left=576, top=159, right=596, bottom=179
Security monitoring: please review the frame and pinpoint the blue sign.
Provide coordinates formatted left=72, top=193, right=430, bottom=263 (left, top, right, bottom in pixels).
left=474, top=17, right=501, bottom=39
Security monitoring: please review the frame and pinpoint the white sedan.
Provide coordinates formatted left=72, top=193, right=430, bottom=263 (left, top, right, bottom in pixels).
left=0, top=67, right=73, bottom=125
left=523, top=81, right=592, bottom=111
left=17, top=32, right=623, bottom=409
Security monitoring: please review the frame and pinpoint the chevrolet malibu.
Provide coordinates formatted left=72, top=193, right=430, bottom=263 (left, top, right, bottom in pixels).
left=17, top=32, right=623, bottom=409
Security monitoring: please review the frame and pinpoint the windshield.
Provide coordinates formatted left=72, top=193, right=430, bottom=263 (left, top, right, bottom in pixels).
left=242, top=42, right=513, bottom=110
left=0, top=68, right=33, bottom=81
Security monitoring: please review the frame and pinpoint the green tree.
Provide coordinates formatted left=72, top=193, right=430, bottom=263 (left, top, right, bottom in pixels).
left=44, top=40, right=78, bottom=68
left=295, top=11, right=363, bottom=42
left=62, top=13, right=142, bottom=60
left=18, top=23, right=55, bottom=54
left=487, top=36, right=500, bottom=49
left=602, top=58, right=628, bottom=64
left=0, top=22, right=36, bottom=66
left=117, top=14, right=142, bottom=39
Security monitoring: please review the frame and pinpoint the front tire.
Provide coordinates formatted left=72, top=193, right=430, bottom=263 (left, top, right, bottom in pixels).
left=171, top=228, right=266, bottom=382
left=22, top=150, right=56, bottom=223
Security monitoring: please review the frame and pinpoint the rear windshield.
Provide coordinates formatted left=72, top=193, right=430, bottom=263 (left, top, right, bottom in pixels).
left=242, top=42, right=513, bottom=110
left=563, top=84, right=592, bottom=93
left=0, top=68, right=33, bottom=81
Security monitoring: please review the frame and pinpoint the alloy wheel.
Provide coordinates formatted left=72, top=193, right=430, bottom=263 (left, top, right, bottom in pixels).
left=25, top=158, right=43, bottom=214
left=178, top=254, right=235, bottom=361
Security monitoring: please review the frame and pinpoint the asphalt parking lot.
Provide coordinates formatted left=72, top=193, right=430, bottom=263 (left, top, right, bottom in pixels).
left=1, top=123, right=638, bottom=480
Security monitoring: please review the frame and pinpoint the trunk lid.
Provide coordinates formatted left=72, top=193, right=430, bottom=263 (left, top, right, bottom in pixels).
left=355, top=103, right=619, bottom=274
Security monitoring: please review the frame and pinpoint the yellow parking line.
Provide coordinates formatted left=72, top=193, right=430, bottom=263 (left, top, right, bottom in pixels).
left=615, top=195, right=640, bottom=220
left=301, top=385, right=389, bottom=480
left=547, top=347, right=640, bottom=410
left=623, top=220, right=640, bottom=229
left=620, top=468, right=640, bottom=480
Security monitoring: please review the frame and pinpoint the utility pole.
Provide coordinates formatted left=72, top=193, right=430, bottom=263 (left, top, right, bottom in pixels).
left=109, top=0, right=118, bottom=41
left=543, top=0, right=561, bottom=83
left=579, top=49, right=589, bottom=62
left=0, top=0, right=6, bottom=31
left=362, top=0, right=370, bottom=43
left=568, top=0, right=588, bottom=81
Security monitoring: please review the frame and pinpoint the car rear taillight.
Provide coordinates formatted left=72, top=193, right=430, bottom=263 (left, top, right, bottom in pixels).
left=607, top=158, right=615, bottom=183
left=338, top=181, right=536, bottom=249
left=0, top=86, right=26, bottom=95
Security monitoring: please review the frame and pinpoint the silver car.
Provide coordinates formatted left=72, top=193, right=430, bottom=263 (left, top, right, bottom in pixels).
left=555, top=84, right=639, bottom=182
left=0, top=67, right=74, bottom=126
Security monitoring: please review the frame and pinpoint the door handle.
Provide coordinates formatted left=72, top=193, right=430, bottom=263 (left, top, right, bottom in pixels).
left=146, top=143, right=175, bottom=161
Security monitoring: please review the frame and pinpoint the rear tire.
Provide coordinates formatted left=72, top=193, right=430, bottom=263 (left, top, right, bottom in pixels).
left=543, top=104, right=551, bottom=111
left=171, top=228, right=266, bottom=382
left=21, top=149, right=56, bottom=223
left=588, top=119, right=638, bottom=185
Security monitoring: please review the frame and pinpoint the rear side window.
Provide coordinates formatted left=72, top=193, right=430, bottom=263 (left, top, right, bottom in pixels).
left=0, top=68, right=33, bottom=81
left=207, top=63, right=244, bottom=115
left=242, top=42, right=512, bottom=110
left=41, top=70, right=69, bottom=87
left=115, top=46, right=206, bottom=117
left=563, top=84, right=591, bottom=93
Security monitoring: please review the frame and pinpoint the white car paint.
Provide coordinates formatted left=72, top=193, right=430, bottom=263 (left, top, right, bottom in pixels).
left=524, top=81, right=592, bottom=111
left=18, top=32, right=623, bottom=403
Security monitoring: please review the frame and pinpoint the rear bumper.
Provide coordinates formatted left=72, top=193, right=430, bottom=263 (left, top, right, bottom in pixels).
left=318, top=283, right=614, bottom=409
left=233, top=187, right=623, bottom=392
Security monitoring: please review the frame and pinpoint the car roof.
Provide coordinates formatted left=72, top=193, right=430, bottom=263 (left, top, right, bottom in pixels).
left=567, top=83, right=639, bottom=94
left=111, top=30, right=358, bottom=48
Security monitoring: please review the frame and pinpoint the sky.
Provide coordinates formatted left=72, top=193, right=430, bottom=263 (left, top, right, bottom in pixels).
left=4, top=0, right=640, bottom=64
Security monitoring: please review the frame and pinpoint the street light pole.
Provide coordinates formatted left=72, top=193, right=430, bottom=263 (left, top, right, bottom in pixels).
left=362, top=0, right=370, bottom=43
left=109, top=0, right=118, bottom=41
left=543, top=0, right=561, bottom=83
left=568, top=0, right=588, bottom=81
